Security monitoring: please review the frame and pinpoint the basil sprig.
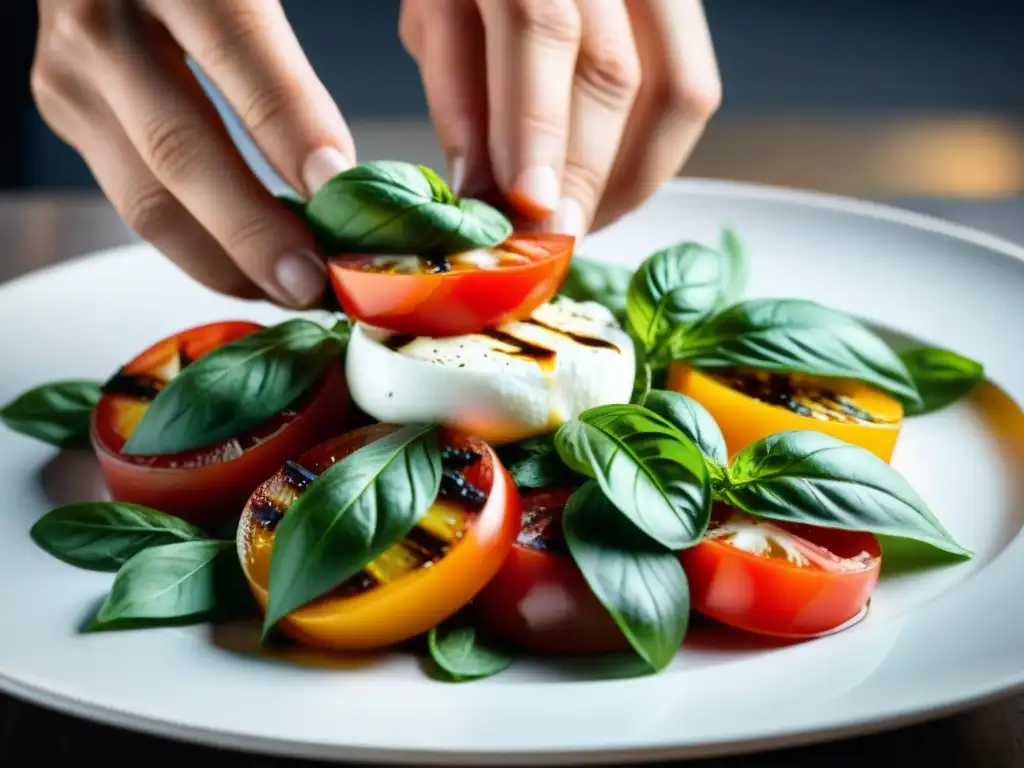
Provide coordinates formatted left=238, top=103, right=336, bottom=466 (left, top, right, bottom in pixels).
left=899, top=346, right=984, bottom=416
left=558, top=255, right=633, bottom=323
left=674, top=298, right=923, bottom=410
left=642, top=390, right=728, bottom=471
left=626, top=241, right=739, bottom=365
left=302, top=161, right=512, bottom=256
left=0, top=380, right=101, bottom=448
left=427, top=611, right=513, bottom=682
left=263, top=424, right=443, bottom=635
left=31, top=502, right=206, bottom=571
left=563, top=481, right=690, bottom=672
left=718, top=429, right=970, bottom=557
left=90, top=539, right=249, bottom=629
left=554, top=404, right=712, bottom=549
left=122, top=319, right=344, bottom=455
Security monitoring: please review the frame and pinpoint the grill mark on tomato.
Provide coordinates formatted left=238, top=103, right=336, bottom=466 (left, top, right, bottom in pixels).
left=706, top=367, right=896, bottom=425
left=518, top=503, right=567, bottom=553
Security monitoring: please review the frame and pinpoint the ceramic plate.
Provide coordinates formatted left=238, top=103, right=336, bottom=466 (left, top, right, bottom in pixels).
left=1, top=180, right=1022, bottom=765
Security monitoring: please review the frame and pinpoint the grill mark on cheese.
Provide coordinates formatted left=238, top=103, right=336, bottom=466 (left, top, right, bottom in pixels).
left=523, top=317, right=620, bottom=352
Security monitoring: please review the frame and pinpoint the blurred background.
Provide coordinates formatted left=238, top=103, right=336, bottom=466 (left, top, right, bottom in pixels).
left=1, top=0, right=1022, bottom=199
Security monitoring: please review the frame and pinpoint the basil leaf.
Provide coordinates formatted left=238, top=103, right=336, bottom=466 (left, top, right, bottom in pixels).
left=677, top=298, right=923, bottom=409
left=558, top=256, right=633, bottom=322
left=122, top=319, right=341, bottom=455
left=90, top=540, right=239, bottom=628
left=554, top=404, right=711, bottom=549
left=427, top=611, right=512, bottom=681
left=495, top=434, right=582, bottom=490
left=0, top=380, right=101, bottom=448
left=721, top=430, right=970, bottom=557
left=642, top=390, right=728, bottom=469
left=263, top=424, right=443, bottom=634
left=563, top=482, right=689, bottom=671
left=30, top=502, right=207, bottom=571
left=899, top=346, right=984, bottom=416
left=718, top=226, right=748, bottom=305
left=303, top=160, right=512, bottom=255
left=626, top=242, right=734, bottom=361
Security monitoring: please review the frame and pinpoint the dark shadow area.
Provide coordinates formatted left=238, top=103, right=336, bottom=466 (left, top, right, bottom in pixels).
left=36, top=449, right=108, bottom=509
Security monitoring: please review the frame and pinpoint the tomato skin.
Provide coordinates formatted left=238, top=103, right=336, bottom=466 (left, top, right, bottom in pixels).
left=681, top=506, right=882, bottom=639
left=666, top=363, right=904, bottom=462
left=475, top=488, right=630, bottom=655
left=238, top=424, right=521, bottom=651
left=91, top=321, right=350, bottom=529
left=326, top=232, right=574, bottom=337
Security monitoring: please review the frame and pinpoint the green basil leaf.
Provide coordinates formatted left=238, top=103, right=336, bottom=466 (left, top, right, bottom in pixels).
left=718, top=226, right=748, bottom=305
left=642, top=390, right=728, bottom=469
left=554, top=404, right=711, bottom=549
left=495, top=434, right=582, bottom=490
left=563, top=482, right=689, bottom=671
left=558, top=256, right=633, bottom=322
left=303, top=160, right=512, bottom=255
left=630, top=344, right=652, bottom=406
left=626, top=242, right=734, bottom=361
left=277, top=191, right=308, bottom=218
left=677, top=298, right=923, bottom=409
left=122, top=319, right=341, bottom=455
left=0, top=380, right=101, bottom=448
left=30, top=502, right=207, bottom=571
left=90, top=540, right=239, bottom=628
left=899, top=346, right=984, bottom=416
left=721, top=430, right=970, bottom=557
left=263, top=424, right=443, bottom=634
left=427, top=611, right=512, bottom=681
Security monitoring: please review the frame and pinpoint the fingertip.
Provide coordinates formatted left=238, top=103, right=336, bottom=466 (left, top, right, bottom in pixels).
left=272, top=249, right=329, bottom=309
left=550, top=197, right=586, bottom=239
left=507, top=166, right=560, bottom=220
left=301, top=146, right=354, bottom=197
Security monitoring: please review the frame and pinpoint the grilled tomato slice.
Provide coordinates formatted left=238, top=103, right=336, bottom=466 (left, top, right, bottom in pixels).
left=237, top=424, right=520, bottom=651
left=475, top=488, right=629, bottom=655
left=91, top=320, right=349, bottom=528
left=667, top=364, right=904, bottom=461
left=682, top=505, right=882, bottom=639
left=326, top=232, right=574, bottom=337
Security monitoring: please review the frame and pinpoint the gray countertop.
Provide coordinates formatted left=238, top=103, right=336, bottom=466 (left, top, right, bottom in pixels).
left=0, top=192, right=1022, bottom=767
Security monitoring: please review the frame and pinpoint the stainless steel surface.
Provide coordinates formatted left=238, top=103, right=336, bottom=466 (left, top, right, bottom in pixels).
left=1, top=193, right=1022, bottom=766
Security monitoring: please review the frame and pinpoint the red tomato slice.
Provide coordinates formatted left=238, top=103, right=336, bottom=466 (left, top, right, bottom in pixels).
left=237, top=424, right=521, bottom=651
left=681, top=505, right=882, bottom=639
left=91, top=321, right=350, bottom=528
left=474, top=488, right=630, bottom=655
left=325, top=232, right=574, bottom=337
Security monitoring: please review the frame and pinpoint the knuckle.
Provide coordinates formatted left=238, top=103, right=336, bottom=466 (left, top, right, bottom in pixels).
left=237, top=80, right=304, bottom=137
left=223, top=213, right=281, bottom=258
left=120, top=185, right=178, bottom=241
left=511, top=0, right=581, bottom=46
left=397, top=1, right=424, bottom=57
left=520, top=110, right=570, bottom=145
left=193, top=5, right=270, bottom=72
left=139, top=116, right=206, bottom=181
left=579, top=36, right=641, bottom=103
left=45, top=0, right=123, bottom=54
left=562, top=159, right=607, bottom=203
left=661, top=73, right=723, bottom=121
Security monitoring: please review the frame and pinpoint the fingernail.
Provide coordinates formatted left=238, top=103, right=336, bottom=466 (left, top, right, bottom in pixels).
left=302, top=146, right=353, bottom=196
left=513, top=166, right=560, bottom=214
left=553, top=197, right=586, bottom=238
left=274, top=250, right=327, bottom=307
left=449, top=156, right=466, bottom=196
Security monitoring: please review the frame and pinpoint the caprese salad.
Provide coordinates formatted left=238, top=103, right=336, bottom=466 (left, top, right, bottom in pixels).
left=1, top=161, right=986, bottom=681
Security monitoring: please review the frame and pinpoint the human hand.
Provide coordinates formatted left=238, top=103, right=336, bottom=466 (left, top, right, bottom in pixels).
left=399, top=0, right=721, bottom=238
left=31, top=0, right=356, bottom=308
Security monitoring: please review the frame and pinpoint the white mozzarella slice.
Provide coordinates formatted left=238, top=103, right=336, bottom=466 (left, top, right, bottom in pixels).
left=345, top=297, right=635, bottom=443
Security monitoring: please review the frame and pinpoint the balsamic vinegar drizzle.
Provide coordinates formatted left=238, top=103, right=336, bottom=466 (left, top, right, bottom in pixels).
left=523, top=317, right=620, bottom=351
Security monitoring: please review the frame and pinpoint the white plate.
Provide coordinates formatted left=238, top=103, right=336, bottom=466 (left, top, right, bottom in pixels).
left=1, top=180, right=1023, bottom=765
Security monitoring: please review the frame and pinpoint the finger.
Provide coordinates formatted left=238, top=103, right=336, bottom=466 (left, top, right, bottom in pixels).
left=97, top=20, right=328, bottom=309
left=592, top=0, right=721, bottom=232
left=400, top=0, right=492, bottom=196
left=148, top=0, right=356, bottom=197
left=549, top=0, right=640, bottom=238
left=475, top=0, right=582, bottom=220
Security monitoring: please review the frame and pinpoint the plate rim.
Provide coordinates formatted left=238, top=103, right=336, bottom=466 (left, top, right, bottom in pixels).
left=1, top=177, right=1022, bottom=764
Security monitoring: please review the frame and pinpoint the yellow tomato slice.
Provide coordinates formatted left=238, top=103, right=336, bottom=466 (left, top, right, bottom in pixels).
left=666, top=363, right=904, bottom=462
